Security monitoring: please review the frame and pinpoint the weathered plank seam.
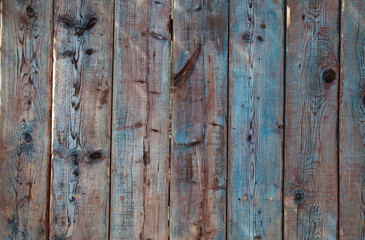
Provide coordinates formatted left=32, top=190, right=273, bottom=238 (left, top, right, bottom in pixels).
left=282, top=0, right=287, bottom=239
left=168, top=3, right=173, bottom=238
left=337, top=1, right=341, bottom=239
left=108, top=1, right=116, bottom=239
left=226, top=0, right=230, bottom=239
left=47, top=0, right=56, bottom=238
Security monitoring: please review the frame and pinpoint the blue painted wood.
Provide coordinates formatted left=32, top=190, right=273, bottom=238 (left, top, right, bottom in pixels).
left=170, top=0, right=228, bottom=239
left=228, top=0, right=284, bottom=239
left=340, top=0, right=365, bottom=238
left=50, top=1, right=113, bottom=238
left=0, top=1, right=53, bottom=239
left=285, top=0, right=339, bottom=239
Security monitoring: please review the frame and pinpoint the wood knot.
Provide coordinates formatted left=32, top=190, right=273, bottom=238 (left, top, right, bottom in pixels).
left=62, top=50, right=76, bottom=58
left=257, top=36, right=263, bottom=41
left=73, top=169, right=79, bottom=177
left=293, top=188, right=305, bottom=204
left=85, top=49, right=94, bottom=55
left=76, top=17, right=97, bottom=36
left=142, top=149, right=149, bottom=166
left=7, top=216, right=15, bottom=224
left=69, top=151, right=81, bottom=165
left=89, top=151, right=103, bottom=160
left=59, top=16, right=98, bottom=37
left=26, top=6, right=35, bottom=18
left=150, top=31, right=168, bottom=41
left=83, top=151, right=105, bottom=164
left=247, top=134, right=253, bottom=143
left=322, top=69, right=336, bottom=83
left=69, top=196, right=76, bottom=203
left=173, top=43, right=202, bottom=90
left=24, top=133, right=32, bottom=143
left=134, top=122, right=144, bottom=129
left=242, top=32, right=254, bottom=43
left=85, top=18, right=98, bottom=30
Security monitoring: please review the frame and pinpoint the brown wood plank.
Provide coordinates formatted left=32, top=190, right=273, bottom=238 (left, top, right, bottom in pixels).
left=170, top=0, right=228, bottom=239
left=228, top=0, right=284, bottom=239
left=0, top=0, right=53, bottom=238
left=340, top=0, right=365, bottom=238
left=284, top=0, right=339, bottom=239
left=50, top=1, right=113, bottom=239
left=110, top=0, right=171, bottom=239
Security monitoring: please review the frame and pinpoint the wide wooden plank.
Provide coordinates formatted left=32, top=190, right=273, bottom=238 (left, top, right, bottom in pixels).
left=340, top=0, right=365, bottom=238
left=228, top=0, right=284, bottom=239
left=110, top=0, right=171, bottom=239
left=284, top=0, right=339, bottom=239
left=0, top=0, right=53, bottom=238
left=170, top=1, right=228, bottom=239
left=50, top=1, right=113, bottom=239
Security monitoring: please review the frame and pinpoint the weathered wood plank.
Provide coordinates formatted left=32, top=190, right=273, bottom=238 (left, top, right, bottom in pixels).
left=285, top=0, right=339, bottom=239
left=110, top=0, right=171, bottom=239
left=340, top=0, right=365, bottom=238
left=170, top=1, right=228, bottom=239
left=0, top=0, right=53, bottom=238
left=50, top=1, right=113, bottom=239
left=228, top=0, right=284, bottom=239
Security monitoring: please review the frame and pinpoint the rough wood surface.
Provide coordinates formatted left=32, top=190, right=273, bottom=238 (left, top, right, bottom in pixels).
left=110, top=0, right=171, bottom=239
left=284, top=0, right=339, bottom=239
left=1, top=1, right=364, bottom=239
left=170, top=0, right=228, bottom=239
left=340, top=0, right=365, bottom=238
left=50, top=1, right=113, bottom=239
left=0, top=0, right=53, bottom=239
left=228, top=0, right=284, bottom=239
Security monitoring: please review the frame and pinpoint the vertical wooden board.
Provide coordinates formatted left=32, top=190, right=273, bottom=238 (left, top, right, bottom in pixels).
left=285, top=0, right=339, bottom=239
left=228, top=0, right=284, bottom=239
left=340, top=1, right=365, bottom=238
left=0, top=0, right=52, bottom=239
left=50, top=1, right=113, bottom=239
left=110, top=0, right=171, bottom=239
left=170, top=0, right=228, bottom=239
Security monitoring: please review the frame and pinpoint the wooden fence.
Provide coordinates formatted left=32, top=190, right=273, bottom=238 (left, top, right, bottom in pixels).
left=0, top=0, right=363, bottom=239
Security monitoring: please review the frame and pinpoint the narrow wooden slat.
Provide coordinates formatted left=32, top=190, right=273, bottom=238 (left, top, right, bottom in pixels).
left=228, top=0, right=284, bottom=239
left=170, top=1, right=228, bottom=239
left=110, top=0, right=171, bottom=239
left=284, top=0, right=339, bottom=239
left=340, top=0, right=365, bottom=238
left=50, top=1, right=113, bottom=238
left=0, top=0, right=53, bottom=238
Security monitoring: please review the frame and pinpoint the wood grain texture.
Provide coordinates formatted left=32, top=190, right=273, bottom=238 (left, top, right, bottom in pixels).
left=228, top=0, right=284, bottom=239
left=285, top=0, right=339, bottom=239
left=110, top=0, right=171, bottom=239
left=50, top=1, right=113, bottom=239
left=170, top=0, right=228, bottom=239
left=0, top=0, right=53, bottom=239
left=340, top=0, right=365, bottom=238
